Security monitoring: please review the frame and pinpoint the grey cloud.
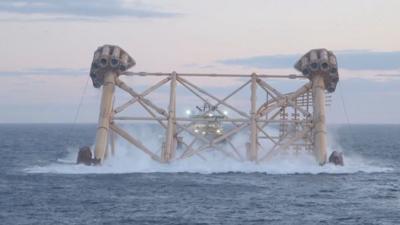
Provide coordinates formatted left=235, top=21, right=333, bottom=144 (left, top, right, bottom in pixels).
left=0, top=16, right=105, bottom=22
left=0, top=0, right=178, bottom=20
left=376, top=74, right=400, bottom=77
left=219, top=50, right=400, bottom=71
left=0, top=68, right=88, bottom=76
left=340, top=78, right=400, bottom=92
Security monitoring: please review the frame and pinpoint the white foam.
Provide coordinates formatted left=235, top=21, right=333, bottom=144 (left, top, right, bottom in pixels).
left=25, top=144, right=391, bottom=175
left=25, top=125, right=393, bottom=174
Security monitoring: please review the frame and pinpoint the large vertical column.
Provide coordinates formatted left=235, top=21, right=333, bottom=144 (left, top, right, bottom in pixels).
left=94, top=71, right=116, bottom=163
left=249, top=73, right=258, bottom=161
left=109, top=129, right=116, bottom=156
left=162, top=72, right=177, bottom=162
left=312, top=74, right=328, bottom=165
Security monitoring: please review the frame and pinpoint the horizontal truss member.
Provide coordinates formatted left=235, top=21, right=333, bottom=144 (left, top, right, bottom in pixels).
left=122, top=71, right=305, bottom=79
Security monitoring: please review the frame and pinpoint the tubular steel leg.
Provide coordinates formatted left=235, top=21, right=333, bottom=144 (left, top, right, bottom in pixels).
left=312, top=74, right=328, bottom=165
left=162, top=72, right=177, bottom=162
left=94, top=71, right=116, bottom=163
left=249, top=73, right=258, bottom=161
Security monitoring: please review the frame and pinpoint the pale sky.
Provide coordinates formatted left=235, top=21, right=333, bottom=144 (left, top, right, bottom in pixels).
left=0, top=0, right=399, bottom=123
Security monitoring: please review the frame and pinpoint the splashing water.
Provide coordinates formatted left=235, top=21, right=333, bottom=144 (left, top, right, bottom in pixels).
left=25, top=142, right=391, bottom=175
left=24, top=124, right=392, bottom=174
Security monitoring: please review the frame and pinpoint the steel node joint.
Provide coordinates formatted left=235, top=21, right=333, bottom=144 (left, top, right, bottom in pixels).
left=97, top=126, right=109, bottom=131
left=294, top=48, right=339, bottom=93
left=90, top=45, right=135, bottom=88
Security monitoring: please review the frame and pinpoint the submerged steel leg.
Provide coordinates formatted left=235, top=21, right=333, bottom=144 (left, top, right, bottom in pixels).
left=94, top=71, right=116, bottom=163
left=162, top=72, right=177, bottom=162
left=312, top=74, right=327, bottom=165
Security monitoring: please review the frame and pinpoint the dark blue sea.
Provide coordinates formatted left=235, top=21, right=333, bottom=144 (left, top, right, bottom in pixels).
left=0, top=124, right=399, bottom=225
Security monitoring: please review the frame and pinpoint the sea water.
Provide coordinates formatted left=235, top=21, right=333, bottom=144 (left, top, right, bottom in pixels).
left=0, top=124, right=399, bottom=224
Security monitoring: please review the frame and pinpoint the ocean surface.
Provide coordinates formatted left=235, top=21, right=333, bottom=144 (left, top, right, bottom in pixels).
left=0, top=124, right=399, bottom=225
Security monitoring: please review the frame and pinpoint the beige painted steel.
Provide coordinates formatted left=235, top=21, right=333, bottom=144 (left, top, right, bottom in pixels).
left=90, top=70, right=335, bottom=166
left=94, top=71, right=116, bottom=162
left=109, top=130, right=115, bottom=156
left=249, top=73, right=258, bottom=161
left=110, top=123, right=161, bottom=162
left=115, top=78, right=168, bottom=116
left=162, top=72, right=177, bottom=162
left=123, top=71, right=304, bottom=79
left=312, top=74, right=328, bottom=165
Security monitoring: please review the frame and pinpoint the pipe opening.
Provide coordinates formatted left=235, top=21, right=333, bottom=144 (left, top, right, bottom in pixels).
left=100, top=58, right=108, bottom=66
left=111, top=58, right=119, bottom=67
left=302, top=68, right=310, bottom=75
left=310, top=63, right=319, bottom=70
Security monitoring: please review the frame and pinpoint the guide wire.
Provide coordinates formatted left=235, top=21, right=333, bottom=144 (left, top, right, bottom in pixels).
left=67, top=75, right=91, bottom=147
left=338, top=81, right=352, bottom=130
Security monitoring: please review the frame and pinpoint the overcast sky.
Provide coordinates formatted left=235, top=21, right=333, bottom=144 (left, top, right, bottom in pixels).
left=0, top=0, right=399, bottom=124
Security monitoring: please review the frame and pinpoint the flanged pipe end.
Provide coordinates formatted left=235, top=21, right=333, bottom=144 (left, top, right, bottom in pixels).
left=89, top=44, right=135, bottom=88
left=321, top=62, right=329, bottom=71
left=302, top=68, right=310, bottom=76
left=110, top=57, right=120, bottom=67
left=294, top=48, right=340, bottom=93
left=310, top=62, right=319, bottom=71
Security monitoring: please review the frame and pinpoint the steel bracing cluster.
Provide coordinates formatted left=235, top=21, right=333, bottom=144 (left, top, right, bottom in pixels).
left=103, top=72, right=320, bottom=163
left=90, top=46, right=337, bottom=165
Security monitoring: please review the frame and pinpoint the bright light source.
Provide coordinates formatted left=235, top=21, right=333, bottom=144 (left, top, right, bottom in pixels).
left=223, top=110, right=228, bottom=115
left=208, top=113, right=213, bottom=117
left=202, top=131, right=206, bottom=135
left=194, top=129, right=199, bottom=133
left=216, top=129, right=221, bottom=133
left=185, top=109, right=191, bottom=115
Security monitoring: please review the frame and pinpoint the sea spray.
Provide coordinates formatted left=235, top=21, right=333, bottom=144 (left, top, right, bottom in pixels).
left=25, top=143, right=391, bottom=174
left=25, top=124, right=392, bottom=174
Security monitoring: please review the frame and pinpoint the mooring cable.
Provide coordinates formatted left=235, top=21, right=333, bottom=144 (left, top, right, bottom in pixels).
left=67, top=75, right=91, bottom=147
left=338, top=81, right=352, bottom=129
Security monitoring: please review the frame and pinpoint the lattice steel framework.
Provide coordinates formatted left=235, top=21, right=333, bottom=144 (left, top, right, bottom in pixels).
left=89, top=46, right=339, bottom=165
